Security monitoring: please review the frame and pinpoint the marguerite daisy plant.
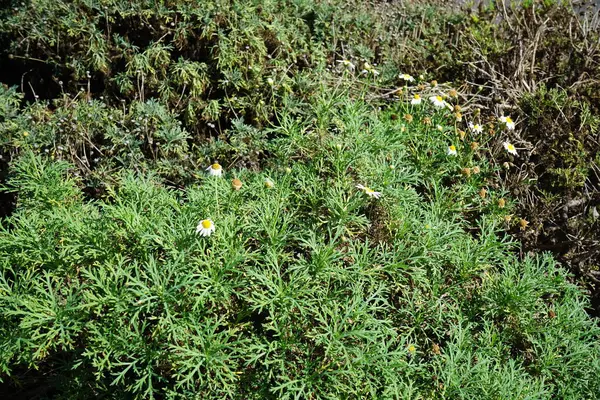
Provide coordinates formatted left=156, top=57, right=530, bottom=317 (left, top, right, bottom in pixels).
left=196, top=219, right=215, bottom=237
left=499, top=116, right=515, bottom=130
left=447, top=145, right=457, bottom=156
left=503, top=141, right=518, bottom=156
left=429, top=95, right=447, bottom=109
left=207, top=162, right=223, bottom=177
left=411, top=94, right=422, bottom=105
left=356, top=184, right=382, bottom=199
left=468, top=122, right=483, bottom=134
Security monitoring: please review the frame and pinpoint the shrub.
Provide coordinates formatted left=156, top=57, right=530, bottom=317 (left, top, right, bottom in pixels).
left=2, top=86, right=600, bottom=398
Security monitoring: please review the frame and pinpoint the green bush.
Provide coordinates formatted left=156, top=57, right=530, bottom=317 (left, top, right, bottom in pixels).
left=2, top=87, right=600, bottom=398
left=1, top=0, right=600, bottom=398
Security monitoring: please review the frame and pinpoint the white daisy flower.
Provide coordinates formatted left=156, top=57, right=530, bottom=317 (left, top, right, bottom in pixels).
left=399, top=73, right=415, bottom=82
left=429, top=95, right=448, bottom=109
left=356, top=184, right=382, bottom=199
left=337, top=59, right=355, bottom=71
left=468, top=122, right=483, bottom=134
left=196, top=219, right=215, bottom=237
left=499, top=116, right=515, bottom=130
left=206, top=162, right=223, bottom=177
left=447, top=145, right=457, bottom=156
left=503, top=141, right=518, bottom=156
left=411, top=94, right=422, bottom=105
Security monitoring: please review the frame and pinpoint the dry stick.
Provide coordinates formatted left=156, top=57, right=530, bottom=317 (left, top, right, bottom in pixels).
left=28, top=81, right=38, bottom=100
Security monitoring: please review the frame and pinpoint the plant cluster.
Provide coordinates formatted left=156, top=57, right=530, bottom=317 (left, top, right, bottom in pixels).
left=1, top=0, right=600, bottom=398
left=2, top=79, right=600, bottom=398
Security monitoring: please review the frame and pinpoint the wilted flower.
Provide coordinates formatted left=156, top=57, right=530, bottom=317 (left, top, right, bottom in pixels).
left=447, top=145, right=457, bottom=156
left=461, top=167, right=472, bottom=177
left=519, top=218, right=529, bottom=230
left=499, top=116, right=515, bottom=130
left=411, top=94, right=422, bottom=105
left=207, top=162, right=224, bottom=177
left=498, top=198, right=506, bottom=208
left=471, top=142, right=479, bottom=151
left=362, top=62, right=379, bottom=76
left=468, top=122, right=483, bottom=134
left=472, top=166, right=481, bottom=174
left=503, top=141, right=518, bottom=156
left=479, top=188, right=487, bottom=199
left=337, top=59, right=355, bottom=71
left=431, top=80, right=438, bottom=87
left=404, top=114, right=413, bottom=123
left=196, top=219, right=215, bottom=237
left=448, top=89, right=458, bottom=98
left=356, top=184, right=382, bottom=199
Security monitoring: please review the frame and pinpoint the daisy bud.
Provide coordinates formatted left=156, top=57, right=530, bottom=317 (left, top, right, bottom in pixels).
left=232, top=178, right=243, bottom=191
left=479, top=188, right=487, bottom=199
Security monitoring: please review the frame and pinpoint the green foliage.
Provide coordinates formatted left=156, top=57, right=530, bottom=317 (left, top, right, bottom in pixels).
left=1, top=0, right=600, bottom=398
left=2, top=88, right=599, bottom=398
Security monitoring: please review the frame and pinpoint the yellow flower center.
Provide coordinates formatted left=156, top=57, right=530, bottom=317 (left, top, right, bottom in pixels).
left=414, top=94, right=420, bottom=99
left=505, top=117, right=513, bottom=123
left=201, top=220, right=212, bottom=229
left=365, top=188, right=374, bottom=194
left=507, top=144, right=515, bottom=151
left=436, top=96, right=443, bottom=102
left=449, top=145, right=456, bottom=151
left=211, top=163, right=221, bottom=170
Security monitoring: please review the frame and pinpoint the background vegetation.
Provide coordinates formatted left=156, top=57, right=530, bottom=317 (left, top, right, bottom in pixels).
left=0, top=0, right=599, bottom=398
